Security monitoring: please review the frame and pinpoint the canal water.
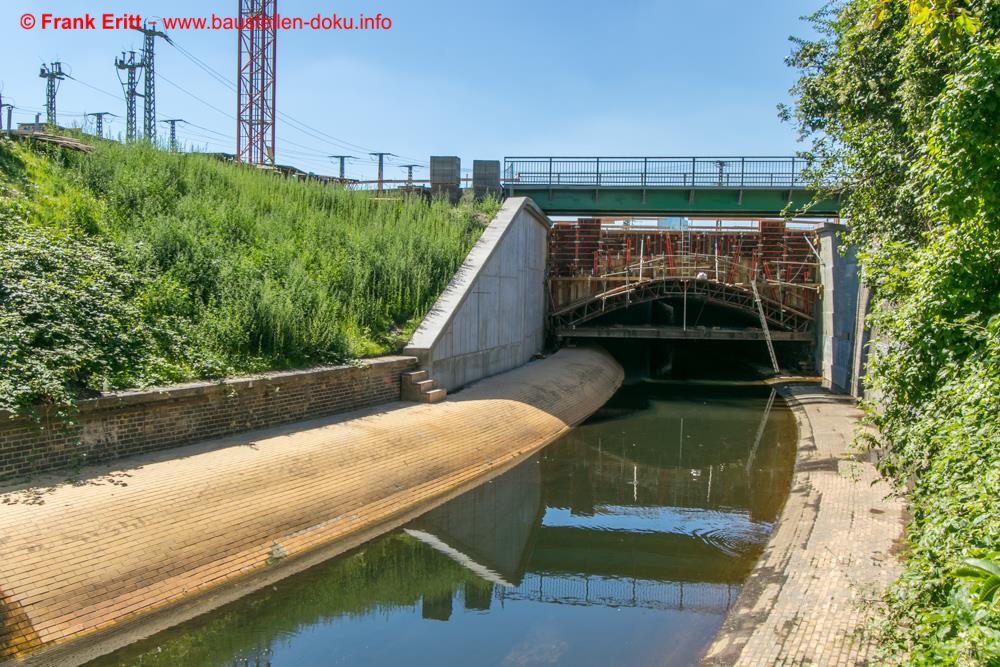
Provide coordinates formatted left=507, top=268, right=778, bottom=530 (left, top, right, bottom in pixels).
left=88, top=381, right=796, bottom=667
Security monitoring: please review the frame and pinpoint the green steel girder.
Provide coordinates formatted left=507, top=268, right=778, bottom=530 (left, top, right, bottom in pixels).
left=507, top=186, right=841, bottom=218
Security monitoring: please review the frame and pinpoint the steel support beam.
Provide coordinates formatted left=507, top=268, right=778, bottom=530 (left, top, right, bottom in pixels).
left=556, top=326, right=813, bottom=341
left=508, top=186, right=839, bottom=217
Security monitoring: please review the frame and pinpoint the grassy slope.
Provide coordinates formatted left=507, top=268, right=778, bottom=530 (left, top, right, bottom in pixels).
left=0, top=138, right=498, bottom=414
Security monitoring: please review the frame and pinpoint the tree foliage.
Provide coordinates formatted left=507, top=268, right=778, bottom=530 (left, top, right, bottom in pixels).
left=787, top=1, right=1000, bottom=663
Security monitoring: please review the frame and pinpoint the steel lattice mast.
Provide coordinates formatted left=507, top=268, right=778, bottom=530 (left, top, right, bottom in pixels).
left=136, top=22, right=170, bottom=143
left=86, top=112, right=113, bottom=138
left=115, top=51, right=142, bottom=142
left=38, top=62, right=66, bottom=126
left=161, top=118, right=184, bottom=151
left=236, top=0, right=277, bottom=165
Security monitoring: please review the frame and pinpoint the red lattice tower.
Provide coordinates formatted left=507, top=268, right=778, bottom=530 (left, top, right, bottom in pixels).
left=236, top=0, right=277, bottom=165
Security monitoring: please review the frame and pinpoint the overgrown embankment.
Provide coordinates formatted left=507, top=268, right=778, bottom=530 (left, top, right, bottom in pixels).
left=786, top=2, right=999, bottom=664
left=0, top=138, right=498, bottom=417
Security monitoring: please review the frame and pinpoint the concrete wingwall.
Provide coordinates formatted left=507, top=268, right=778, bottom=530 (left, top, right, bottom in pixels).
left=404, top=197, right=550, bottom=391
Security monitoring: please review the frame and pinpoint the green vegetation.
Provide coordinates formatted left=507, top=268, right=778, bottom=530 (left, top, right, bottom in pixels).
left=786, top=1, right=999, bottom=663
left=0, top=138, right=498, bottom=417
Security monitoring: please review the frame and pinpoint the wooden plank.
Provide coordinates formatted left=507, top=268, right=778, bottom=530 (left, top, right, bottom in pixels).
left=557, top=326, right=812, bottom=341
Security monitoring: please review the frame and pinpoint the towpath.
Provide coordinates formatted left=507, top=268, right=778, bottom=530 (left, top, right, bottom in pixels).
left=701, top=384, right=905, bottom=666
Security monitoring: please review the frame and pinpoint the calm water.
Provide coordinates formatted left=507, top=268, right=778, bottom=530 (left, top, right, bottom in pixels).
left=88, top=381, right=796, bottom=667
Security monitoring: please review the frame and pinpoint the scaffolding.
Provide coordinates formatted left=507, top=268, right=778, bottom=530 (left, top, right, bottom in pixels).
left=547, top=218, right=821, bottom=333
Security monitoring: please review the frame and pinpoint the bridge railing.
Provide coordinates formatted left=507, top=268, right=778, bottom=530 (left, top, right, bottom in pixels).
left=503, top=157, right=808, bottom=189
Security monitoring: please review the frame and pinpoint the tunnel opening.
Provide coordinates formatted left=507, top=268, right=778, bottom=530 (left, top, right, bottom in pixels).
left=588, top=338, right=813, bottom=383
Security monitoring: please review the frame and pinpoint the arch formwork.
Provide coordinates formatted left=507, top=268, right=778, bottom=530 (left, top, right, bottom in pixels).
left=550, top=276, right=813, bottom=333
left=547, top=220, right=821, bottom=337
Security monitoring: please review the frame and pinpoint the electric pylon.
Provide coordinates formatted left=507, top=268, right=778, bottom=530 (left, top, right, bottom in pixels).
left=38, top=62, right=66, bottom=126
left=115, top=51, right=143, bottom=142
left=369, top=152, right=393, bottom=191
left=86, top=112, right=113, bottom=138
left=0, top=93, right=10, bottom=132
left=328, top=155, right=356, bottom=180
left=399, top=164, right=420, bottom=186
left=161, top=118, right=184, bottom=151
left=135, top=22, right=171, bottom=143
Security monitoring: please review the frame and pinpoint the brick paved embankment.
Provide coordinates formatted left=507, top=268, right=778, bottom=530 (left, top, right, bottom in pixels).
left=0, top=347, right=623, bottom=666
left=701, top=384, right=905, bottom=666
left=0, top=357, right=417, bottom=482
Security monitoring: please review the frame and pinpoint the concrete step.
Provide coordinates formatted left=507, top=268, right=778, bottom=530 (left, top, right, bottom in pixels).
left=420, top=388, right=447, bottom=403
left=401, top=370, right=446, bottom=403
left=401, top=370, right=428, bottom=384
left=413, top=379, right=437, bottom=392
left=402, top=379, right=439, bottom=401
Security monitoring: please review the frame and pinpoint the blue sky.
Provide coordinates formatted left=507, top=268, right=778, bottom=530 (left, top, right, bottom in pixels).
left=2, top=1, right=823, bottom=180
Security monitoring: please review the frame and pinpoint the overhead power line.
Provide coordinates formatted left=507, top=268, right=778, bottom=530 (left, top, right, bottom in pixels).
left=166, top=36, right=427, bottom=166
left=65, top=74, right=122, bottom=102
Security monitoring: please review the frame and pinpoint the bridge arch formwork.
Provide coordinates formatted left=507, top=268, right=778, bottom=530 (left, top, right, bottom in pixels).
left=551, top=276, right=813, bottom=333
left=545, top=218, right=821, bottom=342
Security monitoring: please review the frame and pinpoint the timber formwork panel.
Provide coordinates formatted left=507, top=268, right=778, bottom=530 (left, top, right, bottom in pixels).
left=546, top=219, right=820, bottom=332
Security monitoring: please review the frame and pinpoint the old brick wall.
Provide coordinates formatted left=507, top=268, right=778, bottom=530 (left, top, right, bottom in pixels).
left=0, top=356, right=417, bottom=482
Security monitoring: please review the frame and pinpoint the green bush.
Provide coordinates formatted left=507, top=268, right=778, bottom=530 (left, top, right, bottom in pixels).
left=0, top=138, right=497, bottom=416
left=785, top=1, right=1000, bottom=663
left=0, top=219, right=147, bottom=416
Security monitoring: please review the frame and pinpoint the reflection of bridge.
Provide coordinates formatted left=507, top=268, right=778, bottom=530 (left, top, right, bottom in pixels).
left=498, top=573, right=738, bottom=615
left=503, top=156, right=840, bottom=217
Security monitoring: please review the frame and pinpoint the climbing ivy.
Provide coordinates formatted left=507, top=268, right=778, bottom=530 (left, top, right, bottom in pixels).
left=786, top=1, right=1000, bottom=663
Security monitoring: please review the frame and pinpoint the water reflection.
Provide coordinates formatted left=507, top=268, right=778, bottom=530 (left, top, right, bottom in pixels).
left=89, top=382, right=795, bottom=667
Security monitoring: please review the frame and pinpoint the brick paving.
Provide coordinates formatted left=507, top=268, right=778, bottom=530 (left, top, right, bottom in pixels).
left=700, top=384, right=906, bottom=666
left=0, top=348, right=623, bottom=665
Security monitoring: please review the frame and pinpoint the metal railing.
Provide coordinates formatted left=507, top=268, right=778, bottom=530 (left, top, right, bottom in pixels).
left=503, top=156, right=808, bottom=189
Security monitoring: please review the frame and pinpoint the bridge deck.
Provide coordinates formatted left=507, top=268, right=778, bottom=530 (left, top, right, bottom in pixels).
left=505, top=157, right=841, bottom=217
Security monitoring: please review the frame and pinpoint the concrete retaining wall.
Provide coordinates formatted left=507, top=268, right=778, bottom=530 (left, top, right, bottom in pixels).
left=0, top=357, right=417, bottom=482
left=404, top=197, right=550, bottom=391
left=815, top=223, right=862, bottom=393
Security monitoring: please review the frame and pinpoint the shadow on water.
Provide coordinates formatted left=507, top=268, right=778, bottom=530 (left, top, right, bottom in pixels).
left=88, top=382, right=796, bottom=667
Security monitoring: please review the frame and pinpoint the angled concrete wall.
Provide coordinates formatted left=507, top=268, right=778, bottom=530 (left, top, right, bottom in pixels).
left=815, top=223, right=862, bottom=393
left=404, top=197, right=550, bottom=391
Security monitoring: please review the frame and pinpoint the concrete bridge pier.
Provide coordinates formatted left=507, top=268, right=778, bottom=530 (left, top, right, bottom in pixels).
left=815, top=223, right=868, bottom=395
